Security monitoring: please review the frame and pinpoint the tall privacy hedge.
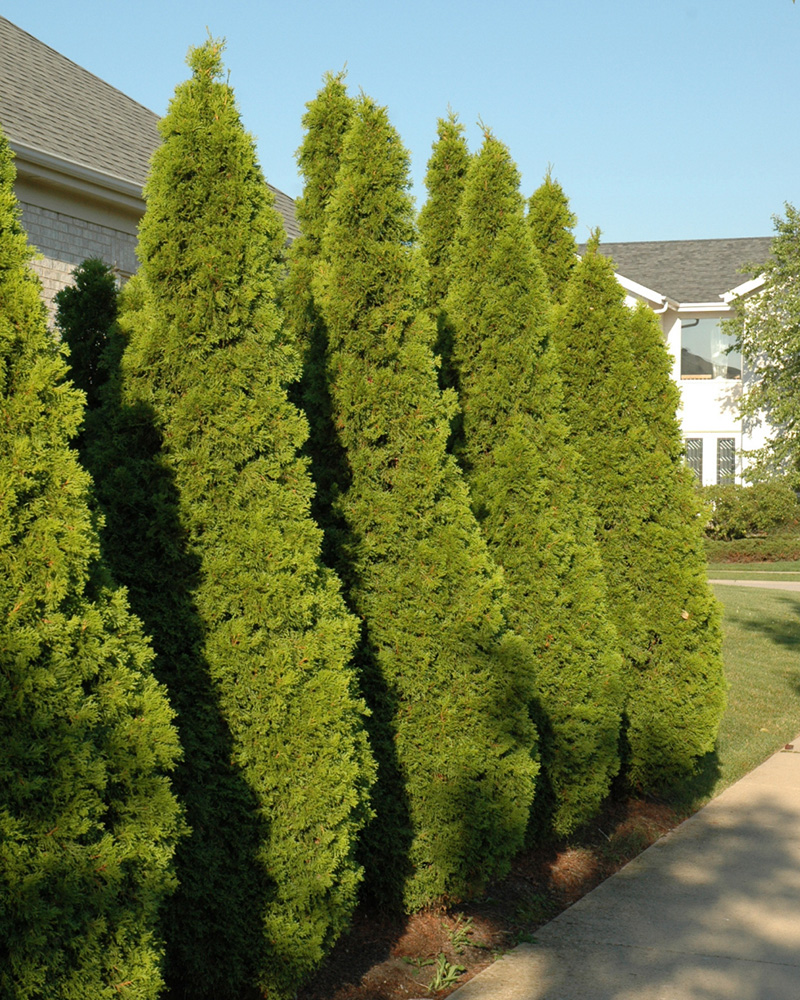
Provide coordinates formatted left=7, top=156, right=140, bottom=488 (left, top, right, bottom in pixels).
left=0, top=127, right=182, bottom=1000
left=311, top=93, right=538, bottom=910
left=554, top=239, right=726, bottom=790
left=442, top=133, right=623, bottom=837
left=85, top=43, right=374, bottom=1000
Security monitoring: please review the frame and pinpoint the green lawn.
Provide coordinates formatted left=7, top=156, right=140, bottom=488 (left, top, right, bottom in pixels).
left=708, top=560, right=800, bottom=581
left=671, top=582, right=800, bottom=811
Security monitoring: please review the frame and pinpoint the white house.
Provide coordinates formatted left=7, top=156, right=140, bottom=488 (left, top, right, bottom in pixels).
left=591, top=238, right=774, bottom=485
left=0, top=15, right=298, bottom=320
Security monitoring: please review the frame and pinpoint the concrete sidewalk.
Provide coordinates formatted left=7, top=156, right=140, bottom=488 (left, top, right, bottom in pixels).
left=449, top=735, right=800, bottom=1000
left=709, top=579, right=800, bottom=591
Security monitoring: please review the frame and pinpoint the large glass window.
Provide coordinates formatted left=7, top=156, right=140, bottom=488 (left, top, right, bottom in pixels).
left=717, top=438, right=736, bottom=484
left=680, top=317, right=741, bottom=379
left=685, top=438, right=703, bottom=483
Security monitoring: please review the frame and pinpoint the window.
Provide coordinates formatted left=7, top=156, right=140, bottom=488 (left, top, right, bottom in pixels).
left=717, top=438, right=736, bottom=484
left=680, top=317, right=741, bottom=379
left=685, top=438, right=703, bottom=483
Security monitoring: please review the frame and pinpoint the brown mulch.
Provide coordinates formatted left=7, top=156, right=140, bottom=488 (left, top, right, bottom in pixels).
left=297, top=797, right=680, bottom=1000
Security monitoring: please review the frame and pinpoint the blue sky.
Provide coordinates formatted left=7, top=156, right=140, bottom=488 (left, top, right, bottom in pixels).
left=4, top=1, right=799, bottom=242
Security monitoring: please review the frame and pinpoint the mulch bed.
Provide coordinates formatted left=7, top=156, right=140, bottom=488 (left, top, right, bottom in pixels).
left=298, top=797, right=680, bottom=1000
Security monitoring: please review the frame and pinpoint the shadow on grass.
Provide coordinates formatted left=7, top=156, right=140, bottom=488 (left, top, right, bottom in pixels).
left=716, top=589, right=800, bottom=652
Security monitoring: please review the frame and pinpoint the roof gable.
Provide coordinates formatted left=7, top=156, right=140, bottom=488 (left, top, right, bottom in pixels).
left=582, top=237, right=773, bottom=303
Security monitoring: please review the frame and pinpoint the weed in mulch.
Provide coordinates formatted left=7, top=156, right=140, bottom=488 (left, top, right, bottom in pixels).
left=296, top=796, right=680, bottom=1000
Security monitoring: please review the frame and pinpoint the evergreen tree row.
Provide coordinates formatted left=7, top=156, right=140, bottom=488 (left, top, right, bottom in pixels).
left=290, top=79, right=539, bottom=911
left=430, top=127, right=624, bottom=837
left=2, top=40, right=727, bottom=999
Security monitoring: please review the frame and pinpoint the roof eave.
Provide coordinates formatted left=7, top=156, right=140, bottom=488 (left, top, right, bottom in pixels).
left=615, top=271, right=678, bottom=313
left=10, top=139, right=145, bottom=216
left=721, top=274, right=766, bottom=304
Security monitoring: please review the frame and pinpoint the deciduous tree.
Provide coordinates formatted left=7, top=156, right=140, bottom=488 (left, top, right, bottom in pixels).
left=727, top=204, right=800, bottom=481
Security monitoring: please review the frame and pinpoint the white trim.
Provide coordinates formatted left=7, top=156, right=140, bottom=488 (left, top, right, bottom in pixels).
left=721, top=274, right=766, bottom=303
left=675, top=302, right=734, bottom=315
left=9, top=140, right=145, bottom=216
left=614, top=271, right=678, bottom=311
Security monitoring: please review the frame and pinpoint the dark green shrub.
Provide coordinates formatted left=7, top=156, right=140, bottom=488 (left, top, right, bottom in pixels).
left=705, top=535, right=800, bottom=562
left=701, top=481, right=800, bottom=540
left=313, top=93, right=538, bottom=910
left=442, top=132, right=623, bottom=838
left=554, top=238, right=726, bottom=792
left=54, top=257, right=118, bottom=412
left=0, top=126, right=182, bottom=1000
left=88, top=43, right=374, bottom=1000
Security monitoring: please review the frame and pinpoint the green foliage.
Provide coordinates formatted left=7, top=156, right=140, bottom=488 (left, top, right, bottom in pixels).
left=283, top=72, right=356, bottom=556
left=417, top=113, right=471, bottom=397
left=705, top=534, right=800, bottom=562
left=554, top=239, right=726, bottom=791
left=527, top=169, right=578, bottom=303
left=428, top=953, right=466, bottom=992
left=418, top=113, right=471, bottom=308
left=54, top=258, right=118, bottom=413
left=87, top=43, right=374, bottom=1000
left=726, top=205, right=800, bottom=480
left=701, top=480, right=800, bottom=540
left=443, top=133, right=623, bottom=837
left=0, top=128, right=182, bottom=999
left=313, top=94, right=538, bottom=910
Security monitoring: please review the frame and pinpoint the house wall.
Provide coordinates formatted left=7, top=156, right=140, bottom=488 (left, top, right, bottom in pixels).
left=660, top=308, right=766, bottom=485
left=14, top=174, right=141, bottom=323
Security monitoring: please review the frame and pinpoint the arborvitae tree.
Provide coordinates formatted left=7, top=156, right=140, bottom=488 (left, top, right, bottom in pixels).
left=554, top=239, right=726, bottom=791
left=54, top=257, right=118, bottom=413
left=315, top=95, right=538, bottom=910
left=0, top=128, right=182, bottom=999
left=417, top=113, right=471, bottom=396
left=418, top=112, right=471, bottom=308
left=282, top=72, right=355, bottom=553
left=444, top=133, right=622, bottom=837
left=88, top=43, right=374, bottom=1000
left=527, top=168, right=578, bottom=303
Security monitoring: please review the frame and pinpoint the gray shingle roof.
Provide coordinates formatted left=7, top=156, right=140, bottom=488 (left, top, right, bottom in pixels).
left=0, top=14, right=299, bottom=239
left=581, top=237, right=773, bottom=303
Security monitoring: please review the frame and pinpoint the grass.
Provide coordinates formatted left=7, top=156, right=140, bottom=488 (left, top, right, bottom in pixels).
left=671, top=581, right=800, bottom=811
left=708, top=560, right=800, bottom=580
